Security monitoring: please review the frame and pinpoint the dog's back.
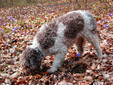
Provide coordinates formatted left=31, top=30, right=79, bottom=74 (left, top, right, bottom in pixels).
left=34, top=10, right=102, bottom=57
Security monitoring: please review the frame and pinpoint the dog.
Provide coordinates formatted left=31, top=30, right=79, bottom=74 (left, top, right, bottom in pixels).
left=19, top=10, right=103, bottom=74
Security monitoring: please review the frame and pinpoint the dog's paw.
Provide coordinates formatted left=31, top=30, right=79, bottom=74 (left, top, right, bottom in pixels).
left=47, top=67, right=58, bottom=73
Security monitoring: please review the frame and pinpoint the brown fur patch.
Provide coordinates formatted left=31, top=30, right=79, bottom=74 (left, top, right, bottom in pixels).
left=59, top=12, right=84, bottom=38
left=38, top=21, right=58, bottom=49
left=20, top=47, right=42, bottom=75
left=91, top=29, right=97, bottom=34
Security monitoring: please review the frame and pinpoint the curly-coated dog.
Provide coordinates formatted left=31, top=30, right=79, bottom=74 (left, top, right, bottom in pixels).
left=19, top=10, right=103, bottom=74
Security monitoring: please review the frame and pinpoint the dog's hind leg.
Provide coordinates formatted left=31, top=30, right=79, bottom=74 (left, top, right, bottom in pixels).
left=83, top=30, right=103, bottom=58
left=75, top=37, right=84, bottom=57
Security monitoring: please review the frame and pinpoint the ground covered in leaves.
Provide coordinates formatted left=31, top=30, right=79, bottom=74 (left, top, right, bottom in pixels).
left=0, top=1, right=113, bottom=85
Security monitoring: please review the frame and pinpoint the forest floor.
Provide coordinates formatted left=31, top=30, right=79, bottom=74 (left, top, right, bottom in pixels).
left=0, top=1, right=113, bottom=85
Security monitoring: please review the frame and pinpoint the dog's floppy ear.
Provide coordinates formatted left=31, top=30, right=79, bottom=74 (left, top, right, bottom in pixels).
left=19, top=47, right=43, bottom=75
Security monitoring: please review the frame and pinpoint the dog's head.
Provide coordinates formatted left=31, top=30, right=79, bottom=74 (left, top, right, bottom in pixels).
left=19, top=47, right=43, bottom=75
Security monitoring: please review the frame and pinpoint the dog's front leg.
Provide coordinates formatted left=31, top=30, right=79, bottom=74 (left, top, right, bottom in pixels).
left=47, top=52, right=66, bottom=73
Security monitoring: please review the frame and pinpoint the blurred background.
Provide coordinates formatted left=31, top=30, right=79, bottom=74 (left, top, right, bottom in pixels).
left=0, top=0, right=113, bottom=12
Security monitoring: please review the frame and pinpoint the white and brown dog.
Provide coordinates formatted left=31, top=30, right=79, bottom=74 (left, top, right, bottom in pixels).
left=20, top=10, right=103, bottom=74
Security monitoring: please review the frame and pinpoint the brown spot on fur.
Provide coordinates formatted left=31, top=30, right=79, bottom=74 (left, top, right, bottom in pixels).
left=91, top=29, right=97, bottom=34
left=20, top=47, right=42, bottom=75
left=59, top=12, right=84, bottom=38
left=38, top=21, right=58, bottom=49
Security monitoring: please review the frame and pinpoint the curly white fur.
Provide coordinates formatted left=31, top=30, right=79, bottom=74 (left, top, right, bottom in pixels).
left=28, top=10, right=103, bottom=73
